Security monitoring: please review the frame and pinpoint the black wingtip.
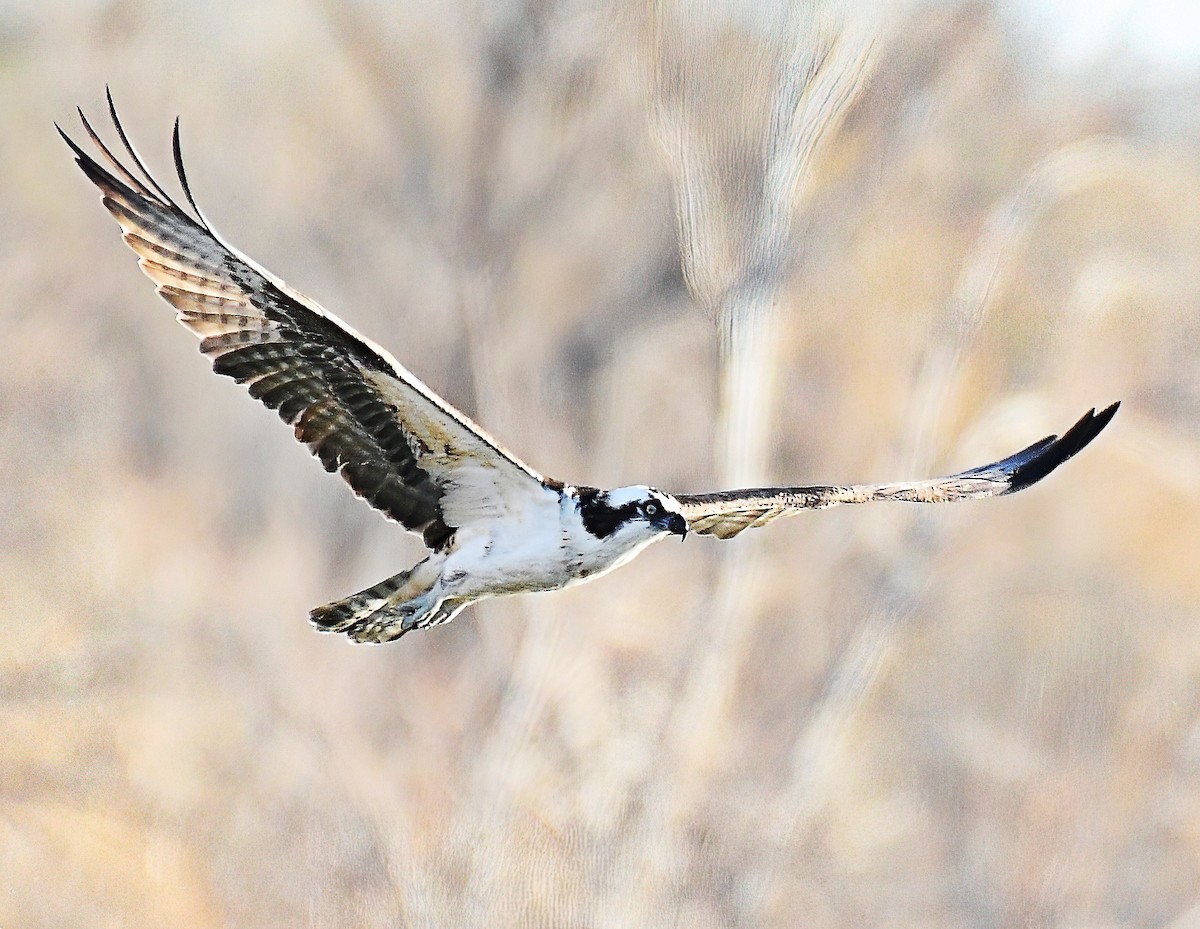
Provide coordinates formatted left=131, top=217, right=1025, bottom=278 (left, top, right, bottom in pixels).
left=171, top=115, right=206, bottom=226
left=55, top=120, right=81, bottom=168
left=104, top=87, right=184, bottom=210
left=55, top=118, right=87, bottom=161
left=1006, top=401, right=1120, bottom=492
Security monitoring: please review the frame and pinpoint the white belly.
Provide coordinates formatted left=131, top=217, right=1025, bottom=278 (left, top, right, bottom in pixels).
left=437, top=497, right=662, bottom=599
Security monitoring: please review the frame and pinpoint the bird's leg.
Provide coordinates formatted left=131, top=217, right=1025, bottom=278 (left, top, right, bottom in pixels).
left=390, top=572, right=475, bottom=632
left=415, top=595, right=474, bottom=629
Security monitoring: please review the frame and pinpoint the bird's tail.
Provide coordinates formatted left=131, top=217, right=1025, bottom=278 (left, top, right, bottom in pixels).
left=309, top=559, right=439, bottom=644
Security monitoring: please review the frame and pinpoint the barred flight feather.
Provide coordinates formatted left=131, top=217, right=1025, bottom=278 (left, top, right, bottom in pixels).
left=59, top=91, right=553, bottom=554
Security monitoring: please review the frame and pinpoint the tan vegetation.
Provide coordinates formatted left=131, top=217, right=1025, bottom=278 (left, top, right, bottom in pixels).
left=2, top=1, right=1198, bottom=926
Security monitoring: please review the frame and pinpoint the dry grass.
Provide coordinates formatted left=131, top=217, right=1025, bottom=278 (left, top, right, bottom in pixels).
left=2, top=1, right=1198, bottom=926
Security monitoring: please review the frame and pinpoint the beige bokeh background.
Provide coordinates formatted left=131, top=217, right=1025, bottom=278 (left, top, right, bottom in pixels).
left=2, top=1, right=1198, bottom=926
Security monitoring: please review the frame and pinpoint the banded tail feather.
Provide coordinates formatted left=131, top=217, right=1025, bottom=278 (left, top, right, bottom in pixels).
left=309, top=564, right=426, bottom=643
left=308, top=557, right=474, bottom=644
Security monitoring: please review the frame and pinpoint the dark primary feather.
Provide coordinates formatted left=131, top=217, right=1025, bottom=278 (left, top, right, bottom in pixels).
left=995, top=403, right=1119, bottom=491
left=59, top=99, right=455, bottom=548
left=675, top=404, right=1119, bottom=539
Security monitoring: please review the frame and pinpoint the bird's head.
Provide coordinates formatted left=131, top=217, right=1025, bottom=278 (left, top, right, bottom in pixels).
left=577, top=485, right=688, bottom=543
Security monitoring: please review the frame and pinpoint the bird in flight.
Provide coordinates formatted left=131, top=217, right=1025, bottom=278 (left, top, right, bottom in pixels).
left=60, top=94, right=1119, bottom=644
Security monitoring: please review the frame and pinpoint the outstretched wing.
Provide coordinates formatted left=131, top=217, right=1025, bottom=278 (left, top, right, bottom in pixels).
left=674, top=404, right=1119, bottom=539
left=60, top=92, right=555, bottom=550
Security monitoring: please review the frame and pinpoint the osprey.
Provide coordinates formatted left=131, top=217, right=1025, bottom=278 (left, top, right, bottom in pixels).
left=60, top=95, right=1119, bottom=644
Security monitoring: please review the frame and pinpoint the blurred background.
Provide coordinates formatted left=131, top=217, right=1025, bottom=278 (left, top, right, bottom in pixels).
left=3, top=0, right=1199, bottom=926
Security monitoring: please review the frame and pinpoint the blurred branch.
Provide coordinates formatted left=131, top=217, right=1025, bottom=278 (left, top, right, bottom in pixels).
left=18, top=2, right=1200, bottom=925
left=611, top=2, right=889, bottom=916
left=905, top=136, right=1146, bottom=474
left=750, top=134, right=1152, bottom=916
